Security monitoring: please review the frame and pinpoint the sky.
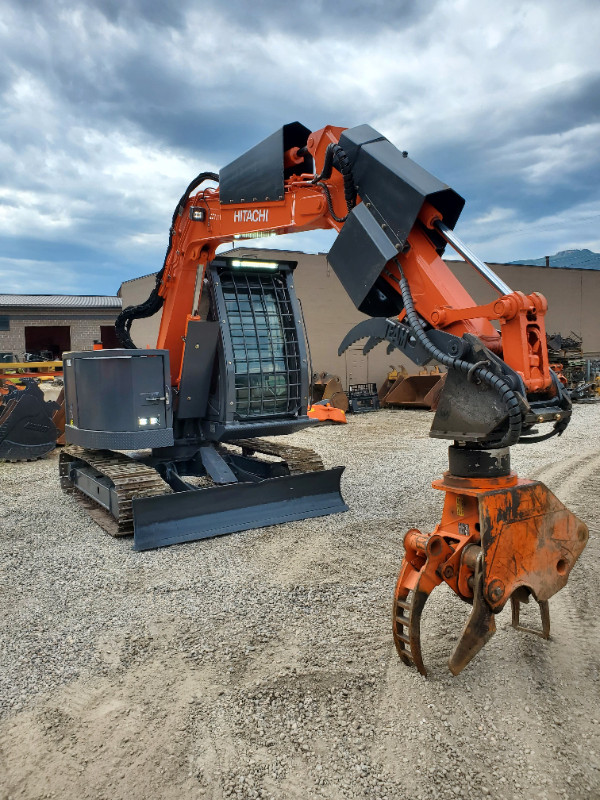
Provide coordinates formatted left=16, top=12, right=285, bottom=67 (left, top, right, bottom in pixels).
left=1, top=0, right=599, bottom=295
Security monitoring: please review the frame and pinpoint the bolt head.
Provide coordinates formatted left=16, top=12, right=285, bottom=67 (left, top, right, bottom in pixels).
left=487, top=578, right=505, bottom=602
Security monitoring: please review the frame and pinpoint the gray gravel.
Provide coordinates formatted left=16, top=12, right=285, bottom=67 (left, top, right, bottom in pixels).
left=1, top=406, right=599, bottom=799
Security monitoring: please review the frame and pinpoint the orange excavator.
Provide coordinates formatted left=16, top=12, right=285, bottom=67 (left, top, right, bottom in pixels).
left=60, top=123, right=588, bottom=675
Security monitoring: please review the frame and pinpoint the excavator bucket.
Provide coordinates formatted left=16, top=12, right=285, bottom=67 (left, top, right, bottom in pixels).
left=52, top=388, right=66, bottom=445
left=378, top=366, right=407, bottom=401
left=381, top=369, right=443, bottom=408
left=0, top=379, right=58, bottom=461
left=311, top=372, right=349, bottom=411
left=422, top=373, right=446, bottom=411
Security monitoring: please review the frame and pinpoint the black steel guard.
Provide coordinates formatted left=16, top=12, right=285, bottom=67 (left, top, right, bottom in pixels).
left=132, top=467, right=347, bottom=551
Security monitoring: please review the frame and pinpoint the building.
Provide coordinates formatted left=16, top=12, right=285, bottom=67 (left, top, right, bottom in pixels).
left=0, top=295, right=122, bottom=361
left=119, top=248, right=600, bottom=388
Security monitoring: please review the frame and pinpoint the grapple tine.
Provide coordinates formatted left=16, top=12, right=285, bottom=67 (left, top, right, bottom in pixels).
left=362, top=336, right=383, bottom=355
left=393, top=585, right=429, bottom=676
left=448, top=554, right=496, bottom=676
left=511, top=597, right=551, bottom=639
left=392, top=531, right=451, bottom=676
left=338, top=318, right=389, bottom=356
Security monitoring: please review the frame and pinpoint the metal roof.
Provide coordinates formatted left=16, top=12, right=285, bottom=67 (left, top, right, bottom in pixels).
left=0, top=295, right=122, bottom=308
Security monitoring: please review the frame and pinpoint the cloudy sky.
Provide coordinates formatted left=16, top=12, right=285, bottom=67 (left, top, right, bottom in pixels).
left=1, top=0, right=599, bottom=295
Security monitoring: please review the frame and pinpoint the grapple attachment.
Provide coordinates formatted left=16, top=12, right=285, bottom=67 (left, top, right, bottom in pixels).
left=0, top=379, right=58, bottom=461
left=393, top=447, right=588, bottom=676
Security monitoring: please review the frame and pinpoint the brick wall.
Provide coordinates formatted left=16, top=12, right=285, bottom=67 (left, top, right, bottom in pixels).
left=0, top=309, right=120, bottom=359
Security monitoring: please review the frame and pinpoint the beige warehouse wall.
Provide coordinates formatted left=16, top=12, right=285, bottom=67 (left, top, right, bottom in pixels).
left=119, top=249, right=600, bottom=388
left=447, top=261, right=600, bottom=357
left=237, top=249, right=419, bottom=387
left=118, top=274, right=164, bottom=350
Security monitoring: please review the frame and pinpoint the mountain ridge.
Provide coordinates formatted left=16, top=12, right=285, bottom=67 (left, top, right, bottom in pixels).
left=510, top=248, right=600, bottom=270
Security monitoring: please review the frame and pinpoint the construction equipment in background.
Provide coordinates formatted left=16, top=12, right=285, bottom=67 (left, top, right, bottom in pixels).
left=52, top=388, right=66, bottom=445
left=59, top=121, right=587, bottom=675
left=378, top=365, right=408, bottom=401
left=547, top=332, right=586, bottom=385
left=307, top=401, right=347, bottom=424
left=547, top=333, right=600, bottom=402
left=310, top=372, right=349, bottom=411
left=0, top=378, right=59, bottom=461
left=379, top=366, right=443, bottom=409
left=0, top=358, right=64, bottom=461
left=0, top=359, right=63, bottom=382
left=347, top=383, right=380, bottom=413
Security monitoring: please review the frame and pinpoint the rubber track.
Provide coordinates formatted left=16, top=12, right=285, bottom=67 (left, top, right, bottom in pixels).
left=232, top=438, right=325, bottom=473
left=60, top=446, right=171, bottom=537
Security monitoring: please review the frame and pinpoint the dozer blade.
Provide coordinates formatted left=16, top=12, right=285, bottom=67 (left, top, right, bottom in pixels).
left=0, top=380, right=58, bottom=461
left=132, top=466, right=347, bottom=551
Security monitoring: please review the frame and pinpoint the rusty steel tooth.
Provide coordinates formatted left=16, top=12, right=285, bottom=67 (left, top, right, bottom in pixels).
left=448, top=554, right=496, bottom=676
left=510, top=597, right=551, bottom=639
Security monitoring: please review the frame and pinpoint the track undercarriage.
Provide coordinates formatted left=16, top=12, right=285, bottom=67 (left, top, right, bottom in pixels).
left=60, top=439, right=347, bottom=550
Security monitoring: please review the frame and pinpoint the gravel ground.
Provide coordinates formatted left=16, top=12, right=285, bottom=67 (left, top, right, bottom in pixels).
left=0, top=406, right=599, bottom=800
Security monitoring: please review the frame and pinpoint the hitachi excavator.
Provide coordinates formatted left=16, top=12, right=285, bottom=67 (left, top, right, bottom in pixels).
left=58, top=122, right=588, bottom=675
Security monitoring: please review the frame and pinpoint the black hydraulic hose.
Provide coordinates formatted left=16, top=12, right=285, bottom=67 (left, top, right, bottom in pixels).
left=518, top=370, right=571, bottom=443
left=397, top=272, right=523, bottom=448
left=518, top=417, right=570, bottom=444
left=115, top=171, right=219, bottom=348
left=315, top=181, right=347, bottom=224
left=311, top=143, right=357, bottom=217
left=333, top=145, right=358, bottom=212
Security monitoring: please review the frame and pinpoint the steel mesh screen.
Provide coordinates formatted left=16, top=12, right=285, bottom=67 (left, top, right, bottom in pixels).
left=220, top=270, right=302, bottom=418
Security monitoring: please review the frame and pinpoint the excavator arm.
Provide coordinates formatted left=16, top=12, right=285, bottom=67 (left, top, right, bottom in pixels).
left=112, top=122, right=589, bottom=674
left=119, top=123, right=569, bottom=447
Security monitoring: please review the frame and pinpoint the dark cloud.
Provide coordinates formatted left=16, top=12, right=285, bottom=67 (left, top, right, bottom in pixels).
left=217, top=0, right=433, bottom=36
left=0, top=0, right=599, bottom=294
left=94, top=0, right=187, bottom=29
left=524, top=72, right=600, bottom=135
left=86, top=0, right=432, bottom=38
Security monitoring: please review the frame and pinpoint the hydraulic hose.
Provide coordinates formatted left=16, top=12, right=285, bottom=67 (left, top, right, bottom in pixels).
left=115, top=171, right=219, bottom=348
left=518, top=418, right=570, bottom=444
left=397, top=271, right=523, bottom=448
left=311, top=143, right=357, bottom=220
